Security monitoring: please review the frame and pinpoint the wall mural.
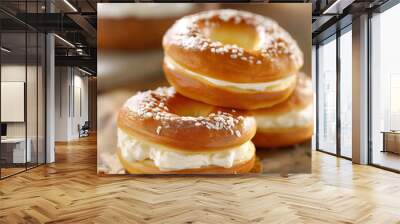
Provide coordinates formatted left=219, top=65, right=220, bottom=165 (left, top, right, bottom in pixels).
left=97, top=3, right=313, bottom=175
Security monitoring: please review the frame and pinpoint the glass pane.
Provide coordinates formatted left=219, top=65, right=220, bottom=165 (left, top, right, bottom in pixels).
left=1, top=31, right=27, bottom=177
left=317, top=37, right=337, bottom=154
left=340, top=29, right=352, bottom=158
left=27, top=31, right=38, bottom=168
left=0, top=1, right=46, bottom=178
left=371, top=4, right=400, bottom=171
left=38, top=33, right=45, bottom=165
left=25, top=0, right=39, bottom=170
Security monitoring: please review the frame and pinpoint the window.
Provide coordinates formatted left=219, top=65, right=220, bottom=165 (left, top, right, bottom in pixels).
left=389, top=75, right=400, bottom=130
left=339, top=28, right=352, bottom=158
left=0, top=2, right=47, bottom=179
left=371, top=3, right=400, bottom=171
left=317, top=36, right=337, bottom=154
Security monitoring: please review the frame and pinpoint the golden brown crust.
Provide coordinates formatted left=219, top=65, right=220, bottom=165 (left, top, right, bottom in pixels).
left=163, top=64, right=296, bottom=110
left=251, top=73, right=313, bottom=115
left=98, top=17, right=177, bottom=51
left=163, top=9, right=303, bottom=83
left=117, top=87, right=257, bottom=152
left=250, top=74, right=313, bottom=148
left=164, top=42, right=299, bottom=83
left=118, top=150, right=256, bottom=174
left=252, top=123, right=313, bottom=148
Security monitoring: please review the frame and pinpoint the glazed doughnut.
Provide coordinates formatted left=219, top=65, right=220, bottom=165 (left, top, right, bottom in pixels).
left=117, top=87, right=257, bottom=174
left=163, top=9, right=303, bottom=109
left=251, top=73, right=313, bottom=148
left=98, top=3, right=197, bottom=51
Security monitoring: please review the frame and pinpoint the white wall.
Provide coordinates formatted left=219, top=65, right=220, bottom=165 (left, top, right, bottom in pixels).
left=55, top=67, right=70, bottom=141
left=54, top=67, right=89, bottom=141
left=72, top=73, right=89, bottom=138
left=1, top=65, right=37, bottom=138
left=1, top=63, right=46, bottom=163
left=1, top=65, right=26, bottom=138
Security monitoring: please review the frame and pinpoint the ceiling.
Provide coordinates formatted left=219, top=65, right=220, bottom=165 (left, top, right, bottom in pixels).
left=0, top=0, right=395, bottom=73
left=312, top=0, right=391, bottom=43
left=0, top=0, right=99, bottom=74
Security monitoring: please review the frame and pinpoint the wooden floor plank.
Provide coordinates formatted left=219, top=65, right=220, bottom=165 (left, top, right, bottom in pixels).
left=0, top=135, right=400, bottom=223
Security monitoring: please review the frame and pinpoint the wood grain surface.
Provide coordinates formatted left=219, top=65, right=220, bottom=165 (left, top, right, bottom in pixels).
left=1, top=135, right=400, bottom=223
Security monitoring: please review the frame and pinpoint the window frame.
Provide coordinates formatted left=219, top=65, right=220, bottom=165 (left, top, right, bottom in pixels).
left=368, top=0, right=400, bottom=173
left=315, top=24, right=353, bottom=160
left=0, top=1, right=48, bottom=180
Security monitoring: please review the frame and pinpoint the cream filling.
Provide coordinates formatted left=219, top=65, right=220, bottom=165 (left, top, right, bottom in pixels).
left=165, top=56, right=296, bottom=92
left=255, top=104, right=313, bottom=129
left=98, top=3, right=194, bottom=19
left=117, top=129, right=254, bottom=171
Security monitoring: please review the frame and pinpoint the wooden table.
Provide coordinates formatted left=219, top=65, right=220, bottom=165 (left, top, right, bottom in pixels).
left=381, top=131, right=400, bottom=154
left=1, top=137, right=32, bottom=166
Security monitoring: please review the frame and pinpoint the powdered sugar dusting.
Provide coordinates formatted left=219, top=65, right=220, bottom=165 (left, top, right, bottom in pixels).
left=163, top=9, right=303, bottom=67
left=124, top=87, right=244, bottom=135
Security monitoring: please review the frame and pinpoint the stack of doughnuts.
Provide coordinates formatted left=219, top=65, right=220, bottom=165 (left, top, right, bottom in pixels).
left=117, top=9, right=313, bottom=174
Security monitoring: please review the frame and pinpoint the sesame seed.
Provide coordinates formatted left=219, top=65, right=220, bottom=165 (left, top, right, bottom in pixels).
left=235, top=130, right=241, bottom=137
left=216, top=48, right=225, bottom=54
left=156, top=126, right=162, bottom=135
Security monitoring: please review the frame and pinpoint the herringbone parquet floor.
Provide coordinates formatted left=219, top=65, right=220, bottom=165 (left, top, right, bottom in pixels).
left=1, top=135, right=400, bottom=224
